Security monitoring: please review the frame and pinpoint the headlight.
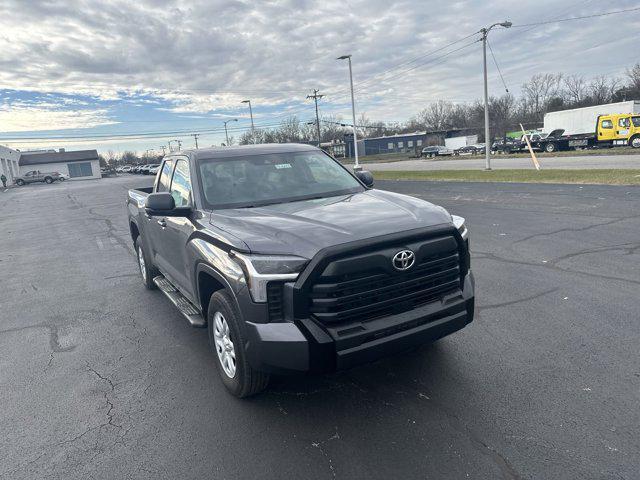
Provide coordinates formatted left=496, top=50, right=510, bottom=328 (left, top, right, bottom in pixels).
left=230, top=251, right=308, bottom=302
left=452, top=215, right=469, bottom=240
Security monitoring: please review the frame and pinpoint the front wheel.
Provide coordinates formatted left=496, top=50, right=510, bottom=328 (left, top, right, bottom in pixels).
left=59, top=177, right=65, bottom=182
left=208, top=291, right=269, bottom=398
left=44, top=177, right=53, bottom=184
left=16, top=179, right=25, bottom=186
left=630, top=135, right=640, bottom=149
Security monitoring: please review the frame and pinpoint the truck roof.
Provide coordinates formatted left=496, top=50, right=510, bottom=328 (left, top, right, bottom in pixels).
left=178, top=143, right=319, bottom=161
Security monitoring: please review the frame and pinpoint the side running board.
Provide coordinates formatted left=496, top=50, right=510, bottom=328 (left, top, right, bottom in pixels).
left=153, top=275, right=206, bottom=328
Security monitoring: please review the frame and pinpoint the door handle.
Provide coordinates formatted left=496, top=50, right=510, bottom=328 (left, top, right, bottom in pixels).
left=157, top=219, right=166, bottom=228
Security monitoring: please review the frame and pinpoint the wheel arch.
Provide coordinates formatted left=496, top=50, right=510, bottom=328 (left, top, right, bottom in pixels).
left=196, top=263, right=236, bottom=318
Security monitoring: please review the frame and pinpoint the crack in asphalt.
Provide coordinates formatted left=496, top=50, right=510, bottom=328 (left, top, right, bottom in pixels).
left=86, top=364, right=121, bottom=430
left=87, top=206, right=133, bottom=255
left=0, top=323, right=76, bottom=371
left=511, top=213, right=640, bottom=246
left=474, top=250, right=640, bottom=286
left=476, top=288, right=560, bottom=313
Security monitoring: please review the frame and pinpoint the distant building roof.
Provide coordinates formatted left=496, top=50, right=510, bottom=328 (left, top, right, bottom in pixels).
left=19, top=149, right=99, bottom=166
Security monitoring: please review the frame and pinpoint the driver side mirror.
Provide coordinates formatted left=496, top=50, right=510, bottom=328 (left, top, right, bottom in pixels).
left=145, top=192, right=191, bottom=217
left=355, top=169, right=374, bottom=188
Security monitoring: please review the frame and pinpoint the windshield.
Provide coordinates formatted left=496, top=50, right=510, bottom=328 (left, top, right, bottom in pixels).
left=198, top=150, right=364, bottom=209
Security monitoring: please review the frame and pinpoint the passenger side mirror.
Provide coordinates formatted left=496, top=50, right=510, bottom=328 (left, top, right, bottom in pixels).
left=355, top=170, right=374, bottom=188
left=145, top=192, right=192, bottom=217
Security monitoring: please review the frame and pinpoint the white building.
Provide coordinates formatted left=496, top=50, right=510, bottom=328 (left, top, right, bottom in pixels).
left=0, top=145, right=20, bottom=186
left=19, top=149, right=101, bottom=180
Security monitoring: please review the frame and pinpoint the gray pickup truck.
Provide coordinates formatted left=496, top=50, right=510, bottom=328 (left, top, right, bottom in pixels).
left=127, top=144, right=474, bottom=397
left=15, top=170, right=61, bottom=186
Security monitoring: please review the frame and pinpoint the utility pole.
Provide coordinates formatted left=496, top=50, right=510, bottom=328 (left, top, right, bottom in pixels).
left=337, top=55, right=360, bottom=170
left=223, top=119, right=238, bottom=146
left=190, top=133, right=200, bottom=149
left=176, top=139, right=182, bottom=151
left=160, top=146, right=166, bottom=155
left=480, top=21, right=512, bottom=170
left=306, top=89, right=324, bottom=146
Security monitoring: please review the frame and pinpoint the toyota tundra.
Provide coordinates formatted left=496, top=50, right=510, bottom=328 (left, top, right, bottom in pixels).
left=127, top=144, right=474, bottom=397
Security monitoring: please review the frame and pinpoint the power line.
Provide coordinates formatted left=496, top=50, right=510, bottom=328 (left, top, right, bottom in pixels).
left=487, top=39, right=509, bottom=93
left=346, top=31, right=481, bottom=91
left=511, top=6, right=640, bottom=28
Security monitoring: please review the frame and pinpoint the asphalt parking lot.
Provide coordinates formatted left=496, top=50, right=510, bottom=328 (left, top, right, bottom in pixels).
left=1, top=175, right=638, bottom=480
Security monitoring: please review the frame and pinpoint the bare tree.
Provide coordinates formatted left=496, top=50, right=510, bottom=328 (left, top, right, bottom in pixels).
left=417, top=100, right=453, bottom=131
left=563, top=74, right=587, bottom=105
left=588, top=75, right=620, bottom=104
left=624, top=63, right=640, bottom=98
left=521, top=73, right=563, bottom=118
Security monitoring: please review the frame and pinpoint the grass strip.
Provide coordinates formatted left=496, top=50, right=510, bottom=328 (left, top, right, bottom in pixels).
left=372, top=169, right=640, bottom=185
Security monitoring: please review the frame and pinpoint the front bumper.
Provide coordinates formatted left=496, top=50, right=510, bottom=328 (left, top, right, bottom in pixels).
left=244, top=271, right=475, bottom=374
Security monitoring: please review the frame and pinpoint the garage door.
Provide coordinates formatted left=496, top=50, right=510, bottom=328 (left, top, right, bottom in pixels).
left=68, top=162, right=93, bottom=177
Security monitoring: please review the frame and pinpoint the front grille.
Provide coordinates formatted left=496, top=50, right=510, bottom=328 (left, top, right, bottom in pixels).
left=309, top=242, right=461, bottom=325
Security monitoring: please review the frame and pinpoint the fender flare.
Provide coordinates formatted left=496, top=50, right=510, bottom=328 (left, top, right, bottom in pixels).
left=194, top=262, right=243, bottom=318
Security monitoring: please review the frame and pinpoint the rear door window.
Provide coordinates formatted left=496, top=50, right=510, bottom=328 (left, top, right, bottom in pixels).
left=156, top=160, right=174, bottom=192
left=169, top=159, right=193, bottom=207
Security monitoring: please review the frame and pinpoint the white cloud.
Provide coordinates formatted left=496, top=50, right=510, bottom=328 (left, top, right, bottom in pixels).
left=0, top=102, right=116, bottom=132
left=0, top=0, right=638, bottom=125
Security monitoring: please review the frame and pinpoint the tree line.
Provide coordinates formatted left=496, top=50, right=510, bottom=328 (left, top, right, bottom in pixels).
left=103, top=62, right=640, bottom=162
left=237, top=63, right=640, bottom=145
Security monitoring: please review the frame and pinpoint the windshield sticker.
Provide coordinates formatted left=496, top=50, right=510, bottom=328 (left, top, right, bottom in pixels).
left=275, top=163, right=292, bottom=169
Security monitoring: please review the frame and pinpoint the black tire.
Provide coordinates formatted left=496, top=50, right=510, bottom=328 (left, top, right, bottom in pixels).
left=44, top=177, right=53, bottom=184
left=16, top=179, right=25, bottom=186
left=545, top=142, right=557, bottom=153
left=59, top=177, right=65, bottom=182
left=630, top=135, right=640, bottom=149
left=207, top=291, right=270, bottom=398
left=135, top=236, right=158, bottom=290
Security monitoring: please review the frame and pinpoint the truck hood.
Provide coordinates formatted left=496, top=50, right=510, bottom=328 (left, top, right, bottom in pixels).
left=208, top=189, right=453, bottom=259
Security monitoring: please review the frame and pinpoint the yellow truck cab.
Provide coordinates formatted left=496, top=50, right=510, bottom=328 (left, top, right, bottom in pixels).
left=597, top=114, right=640, bottom=148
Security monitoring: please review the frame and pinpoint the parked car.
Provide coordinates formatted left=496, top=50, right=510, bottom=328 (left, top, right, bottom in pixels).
left=421, top=146, right=453, bottom=158
left=121, top=165, right=132, bottom=173
left=127, top=144, right=474, bottom=397
left=148, top=164, right=160, bottom=175
left=101, top=167, right=117, bottom=177
left=491, top=138, right=522, bottom=154
left=453, top=145, right=480, bottom=156
left=14, top=170, right=61, bottom=186
left=57, top=172, right=70, bottom=181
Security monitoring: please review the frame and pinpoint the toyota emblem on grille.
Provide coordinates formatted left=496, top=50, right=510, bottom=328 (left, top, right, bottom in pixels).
left=392, top=249, right=415, bottom=271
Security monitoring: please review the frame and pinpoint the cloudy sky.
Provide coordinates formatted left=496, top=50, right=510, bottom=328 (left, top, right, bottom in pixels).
left=1, top=0, right=639, bottom=154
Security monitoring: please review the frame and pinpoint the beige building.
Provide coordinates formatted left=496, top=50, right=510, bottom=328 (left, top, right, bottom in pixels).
left=0, top=145, right=20, bottom=186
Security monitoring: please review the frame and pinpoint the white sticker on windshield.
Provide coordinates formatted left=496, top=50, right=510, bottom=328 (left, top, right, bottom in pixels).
left=275, top=163, right=292, bottom=169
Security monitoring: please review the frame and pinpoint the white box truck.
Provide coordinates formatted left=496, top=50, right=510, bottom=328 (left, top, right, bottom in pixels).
left=543, top=101, right=640, bottom=135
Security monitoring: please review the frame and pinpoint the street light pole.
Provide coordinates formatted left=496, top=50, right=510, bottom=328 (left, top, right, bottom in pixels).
left=337, top=54, right=360, bottom=170
left=223, top=118, right=238, bottom=146
left=241, top=100, right=255, bottom=142
left=480, top=21, right=512, bottom=171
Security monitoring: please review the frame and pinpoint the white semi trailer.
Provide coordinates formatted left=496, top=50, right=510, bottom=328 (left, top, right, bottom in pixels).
left=543, top=101, right=640, bottom=135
